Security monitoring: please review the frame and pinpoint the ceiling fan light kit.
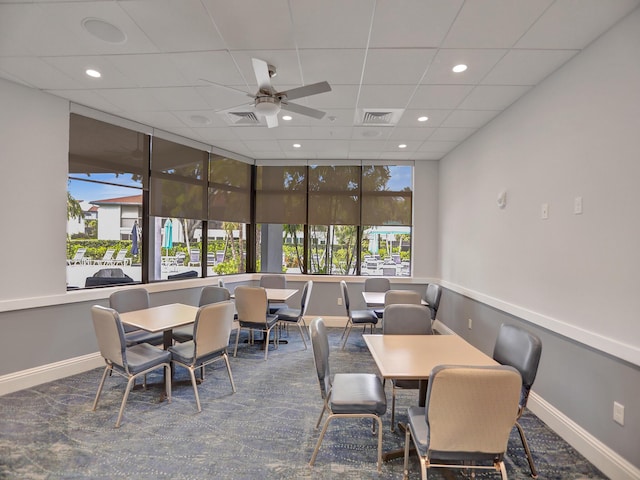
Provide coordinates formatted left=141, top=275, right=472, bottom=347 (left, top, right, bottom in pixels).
left=254, top=96, right=281, bottom=116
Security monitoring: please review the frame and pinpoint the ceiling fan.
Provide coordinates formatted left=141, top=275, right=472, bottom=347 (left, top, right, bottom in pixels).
left=203, top=58, right=331, bottom=128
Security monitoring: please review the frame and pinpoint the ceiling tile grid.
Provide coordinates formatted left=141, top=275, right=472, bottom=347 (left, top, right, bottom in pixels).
left=0, top=0, right=637, bottom=161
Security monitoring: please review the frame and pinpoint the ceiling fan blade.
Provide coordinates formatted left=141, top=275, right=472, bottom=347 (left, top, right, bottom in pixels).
left=281, top=101, right=326, bottom=120
left=252, top=58, right=273, bottom=92
left=198, top=78, right=253, bottom=97
left=277, top=81, right=331, bottom=101
left=265, top=115, right=278, bottom=128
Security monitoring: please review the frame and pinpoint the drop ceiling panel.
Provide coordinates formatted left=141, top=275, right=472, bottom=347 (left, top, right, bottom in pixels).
left=441, top=109, right=500, bottom=128
left=357, top=85, right=416, bottom=109
left=396, top=109, right=451, bottom=128
left=388, top=127, right=435, bottom=141
left=442, top=0, right=553, bottom=48
left=516, top=0, right=640, bottom=49
left=310, top=127, right=354, bottom=140
left=422, top=48, right=507, bottom=85
left=106, top=54, right=187, bottom=87
left=168, top=51, right=247, bottom=86
left=408, top=85, right=474, bottom=109
left=351, top=127, right=393, bottom=141
left=47, top=89, right=121, bottom=113
left=303, top=85, right=359, bottom=109
left=290, top=0, right=375, bottom=49
left=96, top=88, right=169, bottom=111
left=369, top=0, right=464, bottom=48
left=482, top=49, right=579, bottom=85
left=298, top=49, right=366, bottom=85
left=458, top=85, right=532, bottom=110
left=171, top=111, right=229, bottom=129
left=429, top=127, right=476, bottom=142
left=119, top=0, right=226, bottom=52
left=145, top=87, right=210, bottom=111
left=191, top=127, right=241, bottom=142
left=230, top=50, right=303, bottom=89
left=363, top=49, right=436, bottom=85
left=43, top=56, right=137, bottom=88
left=201, top=0, right=295, bottom=50
left=0, top=57, right=82, bottom=90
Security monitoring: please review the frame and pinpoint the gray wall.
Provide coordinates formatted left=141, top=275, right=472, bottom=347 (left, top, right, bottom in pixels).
left=439, top=288, right=640, bottom=470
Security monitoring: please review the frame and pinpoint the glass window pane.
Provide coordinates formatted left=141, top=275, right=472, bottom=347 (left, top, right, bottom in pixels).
left=308, top=165, right=360, bottom=225
left=149, top=137, right=207, bottom=219
left=209, top=155, right=251, bottom=223
left=256, top=166, right=307, bottom=224
left=361, top=165, right=412, bottom=225
left=150, top=217, right=203, bottom=281
left=362, top=225, right=411, bottom=276
left=208, top=222, right=247, bottom=275
left=308, top=225, right=357, bottom=275
left=256, top=223, right=305, bottom=273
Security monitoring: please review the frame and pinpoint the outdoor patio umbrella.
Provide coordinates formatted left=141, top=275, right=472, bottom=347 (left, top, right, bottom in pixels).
left=163, top=219, right=173, bottom=254
left=131, top=222, right=139, bottom=255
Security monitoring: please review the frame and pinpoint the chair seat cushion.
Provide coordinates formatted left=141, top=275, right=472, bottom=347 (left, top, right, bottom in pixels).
left=125, top=343, right=171, bottom=375
left=125, top=330, right=164, bottom=347
left=351, top=309, right=378, bottom=325
left=171, top=325, right=194, bottom=343
left=168, top=341, right=196, bottom=364
left=239, top=313, right=279, bottom=330
left=330, top=373, right=387, bottom=415
left=268, top=302, right=287, bottom=314
left=275, top=308, right=302, bottom=322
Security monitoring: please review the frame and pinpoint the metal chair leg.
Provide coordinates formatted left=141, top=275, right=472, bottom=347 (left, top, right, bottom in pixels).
left=516, top=420, right=538, bottom=478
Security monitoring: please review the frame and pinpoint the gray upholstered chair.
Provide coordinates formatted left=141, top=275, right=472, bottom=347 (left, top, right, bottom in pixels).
left=275, top=280, right=313, bottom=349
left=339, top=280, right=379, bottom=350
left=233, top=286, right=280, bottom=360
left=425, top=283, right=442, bottom=322
left=374, top=289, right=423, bottom=318
left=493, top=323, right=543, bottom=479
left=109, top=288, right=163, bottom=347
left=172, top=285, right=232, bottom=343
left=259, top=274, right=288, bottom=314
left=403, top=365, right=522, bottom=480
left=364, top=277, right=391, bottom=319
left=168, top=301, right=236, bottom=412
left=309, top=318, right=387, bottom=472
left=382, top=303, right=432, bottom=431
left=90, top=305, right=172, bottom=428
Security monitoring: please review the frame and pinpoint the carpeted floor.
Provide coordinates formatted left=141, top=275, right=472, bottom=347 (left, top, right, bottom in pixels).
left=0, top=327, right=607, bottom=479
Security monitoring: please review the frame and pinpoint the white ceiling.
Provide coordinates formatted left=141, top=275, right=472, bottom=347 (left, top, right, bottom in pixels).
left=1, top=0, right=638, bottom=161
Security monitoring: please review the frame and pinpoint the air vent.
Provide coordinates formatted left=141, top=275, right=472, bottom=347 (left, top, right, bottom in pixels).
left=228, top=112, right=260, bottom=124
left=356, top=108, right=405, bottom=126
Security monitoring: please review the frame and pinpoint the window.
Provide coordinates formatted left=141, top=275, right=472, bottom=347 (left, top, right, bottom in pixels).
left=255, top=165, right=307, bottom=273
left=208, top=154, right=251, bottom=275
left=67, top=113, right=147, bottom=289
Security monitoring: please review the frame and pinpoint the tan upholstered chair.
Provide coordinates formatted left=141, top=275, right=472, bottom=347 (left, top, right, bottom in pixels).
left=403, top=364, right=521, bottom=480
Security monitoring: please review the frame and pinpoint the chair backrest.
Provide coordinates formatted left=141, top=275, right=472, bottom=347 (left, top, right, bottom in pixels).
left=100, top=249, right=115, bottom=262
left=492, top=324, right=542, bottom=408
left=309, top=317, right=331, bottom=399
left=94, top=268, right=126, bottom=278
left=109, top=287, right=150, bottom=313
left=198, top=285, right=231, bottom=306
left=216, top=251, right=225, bottom=263
left=72, top=248, right=86, bottom=260
left=391, top=253, right=401, bottom=264
left=193, top=301, right=235, bottom=358
left=425, top=365, right=521, bottom=459
left=364, top=277, right=390, bottom=292
left=339, top=280, right=351, bottom=315
left=384, top=289, right=422, bottom=306
left=300, top=280, right=314, bottom=315
left=114, top=249, right=127, bottom=261
left=189, top=249, right=200, bottom=262
left=259, top=274, right=286, bottom=289
left=382, top=266, right=397, bottom=276
left=425, top=283, right=442, bottom=320
left=91, top=305, right=128, bottom=370
left=234, top=286, right=269, bottom=323
left=383, top=304, right=432, bottom=335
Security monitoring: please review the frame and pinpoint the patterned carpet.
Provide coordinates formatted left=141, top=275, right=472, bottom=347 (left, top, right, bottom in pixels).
left=0, top=327, right=607, bottom=479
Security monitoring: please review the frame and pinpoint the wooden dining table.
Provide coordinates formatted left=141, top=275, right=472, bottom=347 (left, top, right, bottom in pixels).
left=362, top=291, right=427, bottom=307
left=119, top=303, right=200, bottom=350
left=363, top=333, right=498, bottom=461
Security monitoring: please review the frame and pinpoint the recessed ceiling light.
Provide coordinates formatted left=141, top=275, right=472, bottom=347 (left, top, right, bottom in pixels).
left=85, top=69, right=101, bottom=78
left=189, top=114, right=211, bottom=125
left=282, top=115, right=292, bottom=121
left=293, top=143, right=301, bottom=148
left=418, top=116, right=429, bottom=122
left=398, top=144, right=407, bottom=149
left=452, top=64, right=468, bottom=73
left=82, top=18, right=126, bottom=44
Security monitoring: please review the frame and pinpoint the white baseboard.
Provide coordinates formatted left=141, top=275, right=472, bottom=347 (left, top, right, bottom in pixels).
left=528, top=391, right=639, bottom=479
left=0, top=352, right=104, bottom=396
left=303, top=315, right=347, bottom=328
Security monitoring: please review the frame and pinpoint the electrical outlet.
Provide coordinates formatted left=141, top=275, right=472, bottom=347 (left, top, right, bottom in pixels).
left=613, top=401, right=625, bottom=426
left=541, top=203, right=549, bottom=219
left=468, top=318, right=473, bottom=329
left=574, top=196, right=583, bottom=215
left=337, top=297, right=342, bottom=306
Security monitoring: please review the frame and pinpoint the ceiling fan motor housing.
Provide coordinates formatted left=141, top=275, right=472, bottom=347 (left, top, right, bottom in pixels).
left=254, top=96, right=281, bottom=116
